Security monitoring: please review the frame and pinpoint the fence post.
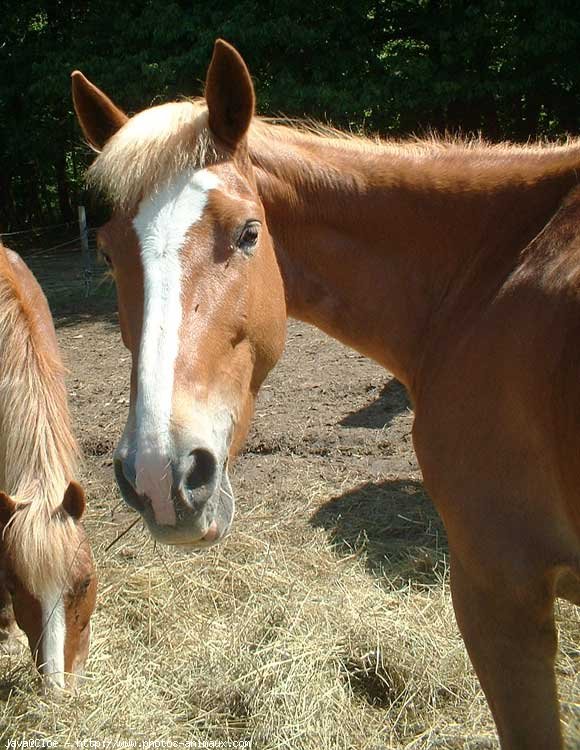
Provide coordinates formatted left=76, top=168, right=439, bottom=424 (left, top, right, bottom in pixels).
left=78, top=205, right=91, bottom=297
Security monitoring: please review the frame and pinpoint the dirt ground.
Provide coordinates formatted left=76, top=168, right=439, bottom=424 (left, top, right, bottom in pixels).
left=1, top=248, right=577, bottom=749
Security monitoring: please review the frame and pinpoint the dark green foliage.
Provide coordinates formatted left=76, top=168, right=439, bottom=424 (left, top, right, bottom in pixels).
left=2, top=1, right=580, bottom=229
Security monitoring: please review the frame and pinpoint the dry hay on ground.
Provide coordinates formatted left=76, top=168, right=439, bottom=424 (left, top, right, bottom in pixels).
left=2, top=509, right=578, bottom=749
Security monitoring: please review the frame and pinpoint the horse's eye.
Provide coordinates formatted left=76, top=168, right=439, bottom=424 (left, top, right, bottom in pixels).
left=102, top=252, right=113, bottom=267
left=236, top=221, right=260, bottom=255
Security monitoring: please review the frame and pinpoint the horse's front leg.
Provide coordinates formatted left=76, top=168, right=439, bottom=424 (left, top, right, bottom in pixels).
left=449, top=548, right=562, bottom=750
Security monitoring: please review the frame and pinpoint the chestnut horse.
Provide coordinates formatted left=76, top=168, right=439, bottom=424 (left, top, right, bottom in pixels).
left=72, top=40, right=579, bottom=747
left=0, top=243, right=96, bottom=687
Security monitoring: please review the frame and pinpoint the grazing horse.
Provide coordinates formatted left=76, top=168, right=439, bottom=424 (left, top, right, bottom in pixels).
left=72, top=40, right=579, bottom=748
left=0, top=243, right=96, bottom=687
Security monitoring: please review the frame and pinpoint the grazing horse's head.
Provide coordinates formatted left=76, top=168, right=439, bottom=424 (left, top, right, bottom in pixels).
left=0, top=482, right=96, bottom=687
left=72, top=41, right=286, bottom=547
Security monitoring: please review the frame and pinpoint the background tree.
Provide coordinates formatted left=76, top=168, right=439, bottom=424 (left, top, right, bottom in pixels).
left=2, top=0, right=580, bottom=231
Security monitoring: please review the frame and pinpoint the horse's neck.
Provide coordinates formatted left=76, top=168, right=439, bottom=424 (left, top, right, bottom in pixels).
left=251, top=130, right=577, bottom=392
left=0, top=250, right=75, bottom=506
left=0, top=378, right=70, bottom=507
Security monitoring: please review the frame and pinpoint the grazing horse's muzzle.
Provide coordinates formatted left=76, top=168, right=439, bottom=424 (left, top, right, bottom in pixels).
left=114, top=447, right=235, bottom=548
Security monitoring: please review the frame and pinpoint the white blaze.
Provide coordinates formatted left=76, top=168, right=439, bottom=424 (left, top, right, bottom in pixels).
left=132, top=169, right=220, bottom=525
left=41, top=592, right=66, bottom=687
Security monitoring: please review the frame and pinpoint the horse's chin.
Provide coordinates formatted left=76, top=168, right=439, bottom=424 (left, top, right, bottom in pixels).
left=160, top=517, right=231, bottom=550
left=141, top=473, right=235, bottom=549
left=148, top=521, right=231, bottom=550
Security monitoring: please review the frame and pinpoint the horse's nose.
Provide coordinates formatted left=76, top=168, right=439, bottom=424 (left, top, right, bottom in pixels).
left=114, top=439, right=233, bottom=545
left=114, top=447, right=220, bottom=516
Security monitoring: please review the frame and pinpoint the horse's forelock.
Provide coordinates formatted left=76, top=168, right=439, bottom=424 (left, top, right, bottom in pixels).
left=88, top=100, right=222, bottom=211
left=4, top=501, right=88, bottom=598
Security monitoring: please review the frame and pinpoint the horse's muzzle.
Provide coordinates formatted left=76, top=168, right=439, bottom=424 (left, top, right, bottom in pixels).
left=113, top=450, right=235, bottom=547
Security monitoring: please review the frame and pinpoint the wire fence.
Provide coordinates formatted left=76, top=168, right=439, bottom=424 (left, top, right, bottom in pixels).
left=0, top=213, right=102, bottom=300
left=0, top=220, right=78, bottom=238
left=20, top=228, right=98, bottom=258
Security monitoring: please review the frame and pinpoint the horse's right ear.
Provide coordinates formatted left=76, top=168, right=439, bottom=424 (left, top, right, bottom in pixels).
left=71, top=71, right=128, bottom=152
left=0, top=493, right=17, bottom=528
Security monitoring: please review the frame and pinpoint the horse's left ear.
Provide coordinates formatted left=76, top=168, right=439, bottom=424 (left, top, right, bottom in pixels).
left=71, top=71, right=128, bottom=152
left=205, top=39, right=255, bottom=149
left=62, top=481, right=86, bottom=521
left=0, top=492, right=17, bottom=528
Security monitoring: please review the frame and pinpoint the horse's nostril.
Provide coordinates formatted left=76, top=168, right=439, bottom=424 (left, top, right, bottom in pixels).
left=184, top=449, right=217, bottom=493
left=115, top=457, right=136, bottom=487
left=114, top=458, right=144, bottom=512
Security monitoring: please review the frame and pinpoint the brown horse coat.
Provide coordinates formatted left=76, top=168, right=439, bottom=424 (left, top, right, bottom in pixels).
left=72, top=40, right=579, bottom=748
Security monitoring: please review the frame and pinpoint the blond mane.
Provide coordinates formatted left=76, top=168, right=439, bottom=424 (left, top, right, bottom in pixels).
left=0, top=245, right=82, bottom=596
left=88, top=98, right=580, bottom=211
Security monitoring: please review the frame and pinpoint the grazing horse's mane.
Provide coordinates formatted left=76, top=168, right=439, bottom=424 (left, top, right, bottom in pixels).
left=88, top=98, right=580, bottom=212
left=0, top=244, right=81, bottom=596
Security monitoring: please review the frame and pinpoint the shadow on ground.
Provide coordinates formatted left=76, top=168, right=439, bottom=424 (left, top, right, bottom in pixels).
left=340, top=379, right=411, bottom=429
left=52, top=296, right=119, bottom=330
left=310, top=478, right=448, bottom=587
left=21, top=245, right=120, bottom=327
